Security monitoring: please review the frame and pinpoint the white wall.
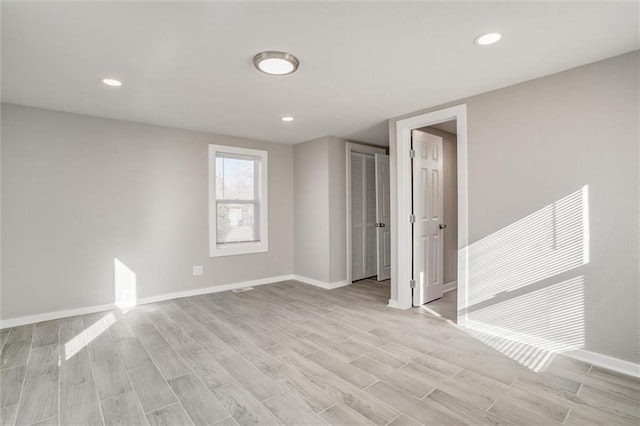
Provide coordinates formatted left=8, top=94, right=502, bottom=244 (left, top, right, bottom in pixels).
left=389, top=51, right=639, bottom=364
left=1, top=104, right=294, bottom=321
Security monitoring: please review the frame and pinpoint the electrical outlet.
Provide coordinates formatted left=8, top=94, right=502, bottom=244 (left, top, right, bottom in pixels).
left=193, top=265, right=203, bottom=276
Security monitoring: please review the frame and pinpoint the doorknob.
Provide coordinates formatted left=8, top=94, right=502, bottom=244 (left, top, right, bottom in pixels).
left=439, top=224, right=447, bottom=229
left=380, top=223, right=386, bottom=228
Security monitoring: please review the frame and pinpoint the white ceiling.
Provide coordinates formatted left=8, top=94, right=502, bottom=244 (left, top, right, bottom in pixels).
left=2, top=1, right=638, bottom=146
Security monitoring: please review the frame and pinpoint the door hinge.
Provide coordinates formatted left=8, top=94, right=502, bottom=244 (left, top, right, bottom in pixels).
left=410, top=279, right=416, bottom=289
left=409, top=149, right=415, bottom=158
left=409, top=214, right=415, bottom=223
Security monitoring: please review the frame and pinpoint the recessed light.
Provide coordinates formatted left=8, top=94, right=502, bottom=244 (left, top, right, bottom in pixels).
left=474, top=32, right=502, bottom=46
left=281, top=116, right=294, bottom=122
left=253, top=51, right=299, bottom=76
left=101, top=78, right=122, bottom=87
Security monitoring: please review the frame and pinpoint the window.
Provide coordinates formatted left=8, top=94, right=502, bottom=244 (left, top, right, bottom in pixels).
left=209, top=144, right=268, bottom=257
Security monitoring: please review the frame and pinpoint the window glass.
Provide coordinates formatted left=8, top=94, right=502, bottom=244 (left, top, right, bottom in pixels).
left=216, top=155, right=256, bottom=200
left=216, top=203, right=256, bottom=243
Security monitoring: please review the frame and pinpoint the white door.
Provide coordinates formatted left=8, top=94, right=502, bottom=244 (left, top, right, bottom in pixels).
left=375, top=154, right=391, bottom=281
left=363, top=154, right=377, bottom=279
left=351, top=152, right=377, bottom=281
left=412, top=130, right=445, bottom=306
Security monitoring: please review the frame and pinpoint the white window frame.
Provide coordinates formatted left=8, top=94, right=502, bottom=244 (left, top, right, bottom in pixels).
left=209, top=144, right=268, bottom=257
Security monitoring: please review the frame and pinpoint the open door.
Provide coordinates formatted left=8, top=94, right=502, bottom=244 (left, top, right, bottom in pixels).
left=412, top=130, right=444, bottom=306
left=375, top=153, right=391, bottom=281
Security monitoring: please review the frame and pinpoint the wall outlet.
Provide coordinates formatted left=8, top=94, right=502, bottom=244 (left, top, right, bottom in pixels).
left=193, top=265, right=203, bottom=276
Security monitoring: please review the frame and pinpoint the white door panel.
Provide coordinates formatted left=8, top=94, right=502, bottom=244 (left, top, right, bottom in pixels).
left=375, top=153, right=391, bottom=280
left=351, top=152, right=378, bottom=281
left=351, top=153, right=365, bottom=281
left=364, top=155, right=377, bottom=278
left=412, top=130, right=444, bottom=306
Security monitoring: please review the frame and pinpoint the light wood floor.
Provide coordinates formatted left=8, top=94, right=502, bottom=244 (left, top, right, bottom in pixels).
left=1, top=279, right=638, bottom=426
left=422, top=290, right=457, bottom=323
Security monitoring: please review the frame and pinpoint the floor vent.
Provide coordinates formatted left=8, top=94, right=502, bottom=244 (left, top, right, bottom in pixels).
left=232, top=287, right=254, bottom=293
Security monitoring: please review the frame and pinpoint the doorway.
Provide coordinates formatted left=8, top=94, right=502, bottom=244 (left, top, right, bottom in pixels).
left=346, top=143, right=391, bottom=284
left=412, top=121, right=458, bottom=322
left=392, top=104, right=468, bottom=326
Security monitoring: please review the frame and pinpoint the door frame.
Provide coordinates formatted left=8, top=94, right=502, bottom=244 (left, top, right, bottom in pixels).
left=346, top=142, right=387, bottom=284
left=393, top=104, right=469, bottom=325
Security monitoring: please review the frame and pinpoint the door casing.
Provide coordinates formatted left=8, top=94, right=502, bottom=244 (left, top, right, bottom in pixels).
left=390, top=104, right=469, bottom=326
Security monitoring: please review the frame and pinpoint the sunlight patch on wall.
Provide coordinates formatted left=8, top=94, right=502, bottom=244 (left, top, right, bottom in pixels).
left=465, top=187, right=589, bottom=307
left=115, top=258, right=137, bottom=310
left=458, top=186, right=589, bottom=371
left=63, top=312, right=116, bottom=360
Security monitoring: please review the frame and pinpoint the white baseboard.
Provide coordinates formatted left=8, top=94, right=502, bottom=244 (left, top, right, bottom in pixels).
left=292, top=275, right=350, bottom=290
left=565, top=349, right=640, bottom=379
left=443, top=281, right=457, bottom=293
left=0, top=274, right=294, bottom=329
left=137, top=274, right=293, bottom=305
left=0, top=303, right=118, bottom=330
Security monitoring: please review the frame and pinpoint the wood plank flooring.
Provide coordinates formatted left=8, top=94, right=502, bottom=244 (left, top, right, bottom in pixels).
left=1, top=279, right=638, bottom=425
left=422, top=291, right=457, bottom=323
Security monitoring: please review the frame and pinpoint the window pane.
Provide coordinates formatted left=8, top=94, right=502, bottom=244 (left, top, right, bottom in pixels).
left=216, top=155, right=256, bottom=200
left=217, top=203, right=257, bottom=243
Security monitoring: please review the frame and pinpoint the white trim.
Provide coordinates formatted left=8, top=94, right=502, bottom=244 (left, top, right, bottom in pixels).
left=0, top=274, right=293, bottom=329
left=292, top=274, right=350, bottom=290
left=565, top=349, right=640, bottom=379
left=390, top=104, right=468, bottom=312
left=209, top=144, right=269, bottom=257
left=136, top=274, right=291, bottom=304
left=345, top=142, right=386, bottom=285
left=0, top=303, right=118, bottom=330
left=443, top=281, right=457, bottom=293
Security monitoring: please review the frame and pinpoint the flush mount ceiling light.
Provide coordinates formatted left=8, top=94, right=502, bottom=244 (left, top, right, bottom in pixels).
left=253, top=51, right=299, bottom=75
left=474, top=32, right=502, bottom=46
left=281, top=116, right=294, bottom=122
left=101, top=78, right=122, bottom=87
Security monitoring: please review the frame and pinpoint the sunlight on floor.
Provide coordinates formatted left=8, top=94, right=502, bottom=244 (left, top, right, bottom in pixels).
left=64, top=312, right=116, bottom=360
left=419, top=305, right=442, bottom=317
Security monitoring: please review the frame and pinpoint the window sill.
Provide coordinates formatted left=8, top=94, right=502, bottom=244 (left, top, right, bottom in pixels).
left=209, top=242, right=268, bottom=258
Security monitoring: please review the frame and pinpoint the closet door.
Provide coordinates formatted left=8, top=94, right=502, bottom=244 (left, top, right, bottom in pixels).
left=351, top=152, right=377, bottom=281
left=351, top=153, right=365, bottom=281
left=364, top=155, right=377, bottom=278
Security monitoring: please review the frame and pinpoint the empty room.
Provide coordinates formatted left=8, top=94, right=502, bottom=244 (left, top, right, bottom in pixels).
left=1, top=1, right=638, bottom=425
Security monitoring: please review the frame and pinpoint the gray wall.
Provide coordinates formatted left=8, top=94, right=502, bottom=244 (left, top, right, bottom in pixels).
left=327, top=137, right=348, bottom=283
left=293, top=137, right=331, bottom=282
left=389, top=51, right=639, bottom=363
left=294, top=136, right=378, bottom=284
left=417, top=126, right=458, bottom=285
left=1, top=104, right=294, bottom=320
